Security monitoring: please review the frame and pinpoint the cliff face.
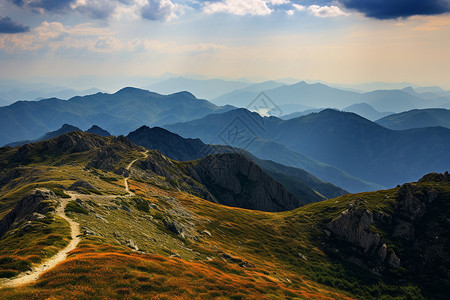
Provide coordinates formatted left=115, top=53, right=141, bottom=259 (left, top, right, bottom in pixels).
left=325, top=172, right=450, bottom=296
left=0, top=189, right=58, bottom=238
left=189, top=153, right=305, bottom=212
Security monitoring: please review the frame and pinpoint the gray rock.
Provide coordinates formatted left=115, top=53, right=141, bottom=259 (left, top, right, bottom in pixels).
left=327, top=204, right=381, bottom=254
left=388, top=252, right=401, bottom=268
left=0, top=189, right=58, bottom=238
left=163, top=217, right=186, bottom=238
left=396, top=183, right=438, bottom=221
left=126, top=239, right=139, bottom=251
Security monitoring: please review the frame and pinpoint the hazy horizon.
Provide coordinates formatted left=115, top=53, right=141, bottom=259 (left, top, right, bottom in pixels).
left=1, top=0, right=450, bottom=89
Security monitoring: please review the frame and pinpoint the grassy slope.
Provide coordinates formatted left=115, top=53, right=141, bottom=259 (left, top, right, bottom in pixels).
left=0, top=140, right=448, bottom=298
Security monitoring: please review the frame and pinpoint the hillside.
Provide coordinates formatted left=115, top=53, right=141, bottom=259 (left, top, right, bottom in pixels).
left=127, top=126, right=348, bottom=203
left=0, top=132, right=448, bottom=299
left=0, top=87, right=232, bottom=146
left=167, top=108, right=450, bottom=189
left=376, top=108, right=450, bottom=130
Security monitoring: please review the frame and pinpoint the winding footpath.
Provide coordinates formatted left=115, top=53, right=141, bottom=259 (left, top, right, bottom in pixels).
left=124, top=150, right=149, bottom=196
left=1, top=194, right=81, bottom=288
left=1, top=150, right=149, bottom=288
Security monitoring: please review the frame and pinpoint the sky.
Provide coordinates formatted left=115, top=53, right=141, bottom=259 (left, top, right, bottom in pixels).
left=0, top=0, right=450, bottom=89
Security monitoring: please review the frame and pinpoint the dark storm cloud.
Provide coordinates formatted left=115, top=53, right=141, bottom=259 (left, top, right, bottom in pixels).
left=8, top=0, right=115, bottom=19
left=11, top=0, right=76, bottom=12
left=8, top=0, right=179, bottom=21
left=0, top=15, right=30, bottom=33
left=339, top=0, right=450, bottom=19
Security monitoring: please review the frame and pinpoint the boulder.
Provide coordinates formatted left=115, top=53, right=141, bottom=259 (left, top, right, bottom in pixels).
left=0, top=189, right=58, bottom=238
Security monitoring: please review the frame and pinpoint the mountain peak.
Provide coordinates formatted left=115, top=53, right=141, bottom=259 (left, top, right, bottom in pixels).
left=168, top=91, right=197, bottom=99
left=114, top=87, right=151, bottom=96
left=86, top=125, right=111, bottom=137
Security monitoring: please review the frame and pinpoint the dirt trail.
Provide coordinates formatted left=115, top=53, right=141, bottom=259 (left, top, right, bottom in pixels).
left=1, top=193, right=81, bottom=288
left=1, top=151, right=149, bottom=288
left=124, top=150, right=149, bottom=196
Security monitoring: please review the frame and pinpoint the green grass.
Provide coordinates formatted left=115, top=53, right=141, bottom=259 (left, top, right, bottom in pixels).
left=65, top=201, right=89, bottom=215
left=0, top=215, right=71, bottom=278
left=51, top=188, right=71, bottom=198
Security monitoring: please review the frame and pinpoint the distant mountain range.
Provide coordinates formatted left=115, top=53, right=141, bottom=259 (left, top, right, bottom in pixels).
left=166, top=108, right=450, bottom=188
left=127, top=126, right=348, bottom=203
left=0, top=87, right=232, bottom=146
left=0, top=79, right=103, bottom=105
left=212, top=81, right=450, bottom=113
left=376, top=108, right=450, bottom=130
left=343, top=103, right=393, bottom=121
left=146, top=77, right=250, bottom=99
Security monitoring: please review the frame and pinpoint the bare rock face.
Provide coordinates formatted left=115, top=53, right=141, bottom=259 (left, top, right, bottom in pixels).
left=327, top=203, right=381, bottom=255
left=326, top=200, right=391, bottom=268
left=396, top=183, right=438, bottom=221
left=326, top=175, right=449, bottom=276
left=0, top=189, right=58, bottom=238
left=190, top=153, right=304, bottom=212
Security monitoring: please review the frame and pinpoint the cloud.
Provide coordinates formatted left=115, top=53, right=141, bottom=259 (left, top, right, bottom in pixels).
left=338, top=0, right=450, bottom=19
left=7, top=0, right=181, bottom=21
left=141, top=0, right=180, bottom=21
left=0, top=15, right=30, bottom=33
left=290, top=4, right=348, bottom=17
left=292, top=4, right=305, bottom=12
left=203, top=0, right=289, bottom=16
left=0, top=20, right=225, bottom=55
left=72, top=0, right=118, bottom=20
left=10, top=0, right=76, bottom=13
left=308, top=5, right=348, bottom=17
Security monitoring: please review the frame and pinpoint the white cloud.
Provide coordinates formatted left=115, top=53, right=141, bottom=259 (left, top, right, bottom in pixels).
left=307, top=5, right=348, bottom=18
left=267, top=0, right=290, bottom=4
left=286, top=9, right=294, bottom=16
left=203, top=0, right=289, bottom=16
left=292, top=4, right=305, bottom=12
left=0, top=21, right=225, bottom=55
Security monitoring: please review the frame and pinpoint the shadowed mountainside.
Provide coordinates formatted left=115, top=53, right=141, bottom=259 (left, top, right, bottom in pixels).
left=166, top=108, right=450, bottom=188
left=0, top=87, right=232, bottom=146
left=127, top=126, right=348, bottom=203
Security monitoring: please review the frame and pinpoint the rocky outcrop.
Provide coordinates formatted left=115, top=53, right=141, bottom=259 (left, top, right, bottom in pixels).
left=0, top=189, right=58, bottom=238
left=163, top=216, right=197, bottom=240
left=418, top=171, right=450, bottom=183
left=327, top=202, right=382, bottom=255
left=326, top=200, right=393, bottom=269
left=69, top=180, right=96, bottom=191
left=395, top=183, right=438, bottom=221
left=89, top=135, right=137, bottom=172
left=188, top=153, right=304, bottom=212
left=326, top=174, right=449, bottom=275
